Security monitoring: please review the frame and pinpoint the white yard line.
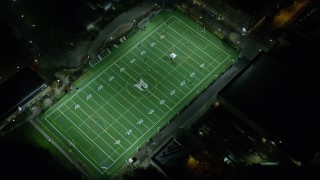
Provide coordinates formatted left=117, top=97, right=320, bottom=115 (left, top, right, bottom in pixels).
left=42, top=13, right=236, bottom=175
left=44, top=116, right=105, bottom=173
left=69, top=97, right=126, bottom=152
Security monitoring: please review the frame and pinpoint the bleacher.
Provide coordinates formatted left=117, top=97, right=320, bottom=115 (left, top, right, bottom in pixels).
left=89, top=48, right=111, bottom=67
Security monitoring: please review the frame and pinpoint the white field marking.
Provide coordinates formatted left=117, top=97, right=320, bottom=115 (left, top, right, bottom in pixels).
left=170, top=89, right=175, bottom=95
left=107, top=67, right=167, bottom=115
left=130, top=58, right=136, bottom=63
left=99, top=145, right=122, bottom=166
left=105, top=28, right=234, bottom=176
left=66, top=102, right=125, bottom=152
left=46, top=17, right=174, bottom=119
left=148, top=109, right=154, bottom=115
left=137, top=119, right=144, bottom=125
left=67, top=100, right=127, bottom=151
left=44, top=116, right=106, bottom=174
left=171, top=16, right=228, bottom=55
left=73, top=94, right=119, bottom=133
left=86, top=85, right=145, bottom=135
left=155, top=29, right=221, bottom=67
left=90, top=81, right=152, bottom=134
left=101, top=54, right=236, bottom=173
left=74, top=104, right=80, bottom=110
left=148, top=35, right=209, bottom=76
left=43, top=16, right=175, bottom=174
left=128, top=33, right=191, bottom=92
left=130, top=46, right=193, bottom=94
left=129, top=50, right=192, bottom=92
left=205, top=53, right=225, bottom=69
left=64, top=115, right=126, bottom=164
left=95, top=81, right=160, bottom=133
left=86, top=94, right=93, bottom=100
left=154, top=30, right=228, bottom=74
left=140, top=36, right=202, bottom=81
left=148, top=32, right=207, bottom=68
left=140, top=50, right=146, bottom=55
left=98, top=84, right=103, bottom=91
left=109, top=76, right=115, bottom=82
left=144, top=37, right=205, bottom=79
left=46, top=15, right=235, bottom=174
left=122, top=65, right=184, bottom=107
left=125, top=129, right=133, bottom=135
left=111, top=67, right=170, bottom=117
left=129, top=37, right=210, bottom=104
left=58, top=59, right=230, bottom=175
left=168, top=25, right=224, bottom=64
left=107, top=16, right=234, bottom=173
left=92, top=79, right=155, bottom=127
left=150, top=42, right=156, bottom=47
left=141, top=40, right=202, bottom=84
left=118, top=54, right=178, bottom=105
left=99, top=71, right=163, bottom=119
left=69, top=99, right=137, bottom=146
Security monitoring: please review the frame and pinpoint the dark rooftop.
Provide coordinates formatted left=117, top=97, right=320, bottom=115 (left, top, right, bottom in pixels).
left=0, top=67, right=46, bottom=122
left=219, top=54, right=320, bottom=163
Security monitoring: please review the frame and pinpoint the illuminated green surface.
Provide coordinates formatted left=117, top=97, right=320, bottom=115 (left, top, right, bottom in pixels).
left=38, top=10, right=238, bottom=179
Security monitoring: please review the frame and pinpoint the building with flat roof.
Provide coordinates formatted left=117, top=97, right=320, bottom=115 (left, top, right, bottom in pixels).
left=218, top=54, right=320, bottom=165
left=0, top=67, right=49, bottom=129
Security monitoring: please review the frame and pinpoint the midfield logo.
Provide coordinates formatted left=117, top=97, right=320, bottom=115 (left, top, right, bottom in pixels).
left=133, top=78, right=149, bottom=91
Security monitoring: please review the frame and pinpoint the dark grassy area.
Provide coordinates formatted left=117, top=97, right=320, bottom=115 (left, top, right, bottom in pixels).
left=0, top=123, right=84, bottom=180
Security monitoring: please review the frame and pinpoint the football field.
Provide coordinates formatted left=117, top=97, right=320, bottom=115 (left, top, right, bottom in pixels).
left=38, top=10, right=238, bottom=178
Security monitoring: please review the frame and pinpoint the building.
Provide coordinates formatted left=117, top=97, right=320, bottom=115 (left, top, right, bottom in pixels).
left=218, top=54, right=320, bottom=165
left=206, top=0, right=291, bottom=32
left=0, top=67, right=50, bottom=129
